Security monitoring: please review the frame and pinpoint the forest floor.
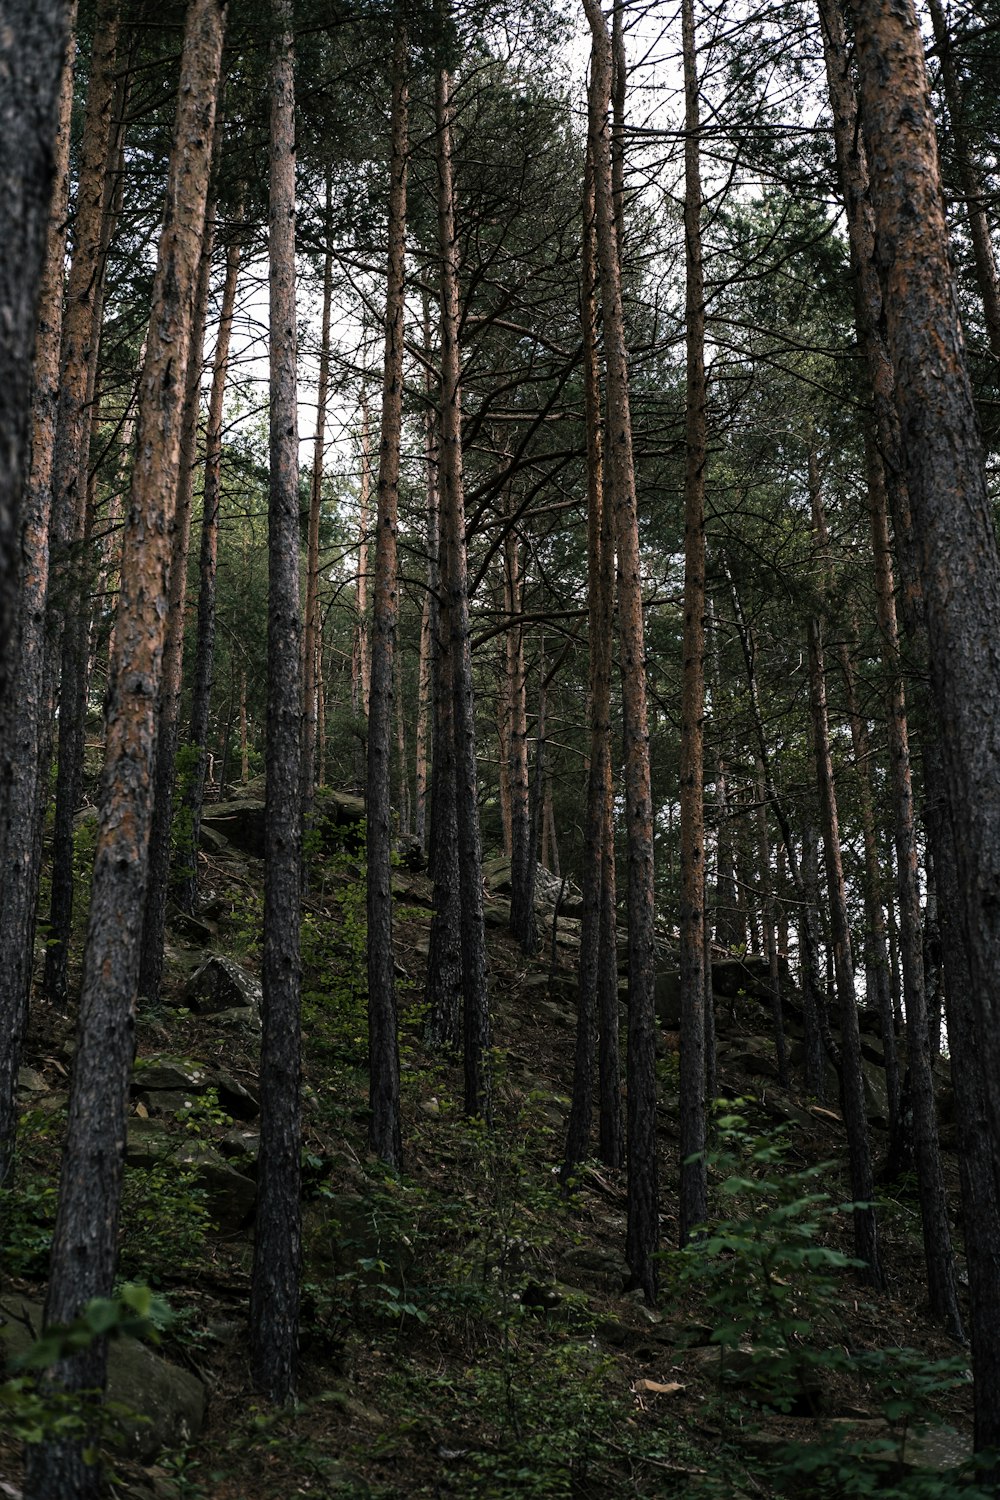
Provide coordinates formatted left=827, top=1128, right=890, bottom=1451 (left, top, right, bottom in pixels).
left=0, top=785, right=985, bottom=1498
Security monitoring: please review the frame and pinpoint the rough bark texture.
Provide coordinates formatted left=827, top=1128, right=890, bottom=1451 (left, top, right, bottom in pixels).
left=678, top=0, right=708, bottom=1244
left=250, top=0, right=302, bottom=1406
left=507, top=532, right=538, bottom=955
left=754, top=758, right=788, bottom=1088
left=584, top=0, right=658, bottom=1299
left=0, top=0, right=69, bottom=749
left=807, top=458, right=882, bottom=1288
left=437, top=65, right=492, bottom=1121
left=820, top=0, right=964, bottom=1340
left=564, top=143, right=614, bottom=1178
left=353, top=393, right=372, bottom=733
left=0, top=5, right=75, bottom=1186
left=44, top=0, right=121, bottom=1006
left=24, top=10, right=225, bottom=1495
left=178, top=222, right=242, bottom=908
left=926, top=0, right=1000, bottom=357
left=139, top=189, right=218, bottom=1003
left=367, top=25, right=407, bottom=1170
left=303, top=173, right=333, bottom=811
left=425, top=512, right=463, bottom=1053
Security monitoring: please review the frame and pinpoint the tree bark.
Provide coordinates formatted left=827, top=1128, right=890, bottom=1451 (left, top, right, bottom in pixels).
left=44, top=0, right=121, bottom=1006
left=507, top=529, right=537, bottom=955
left=250, top=0, right=302, bottom=1406
left=25, top=10, right=225, bottom=1494
left=678, top=0, right=708, bottom=1244
left=303, top=171, right=333, bottom=811
left=177, top=218, right=243, bottom=909
left=367, top=22, right=407, bottom=1170
left=437, top=62, right=492, bottom=1120
left=584, top=0, right=658, bottom=1299
left=0, top=5, right=76, bottom=1186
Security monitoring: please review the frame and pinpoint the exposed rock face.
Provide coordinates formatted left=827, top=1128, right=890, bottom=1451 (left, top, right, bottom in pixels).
left=200, top=799, right=267, bottom=856
left=0, top=1296, right=206, bottom=1461
left=183, top=955, right=262, bottom=1018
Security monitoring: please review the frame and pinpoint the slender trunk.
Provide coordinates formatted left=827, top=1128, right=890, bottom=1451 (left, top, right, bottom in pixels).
left=367, top=23, right=407, bottom=1169
left=926, top=0, right=1000, bottom=357
left=177, top=221, right=242, bottom=909
left=807, top=451, right=882, bottom=1288
left=507, top=536, right=537, bottom=954
left=0, top=0, right=70, bottom=740
left=754, top=759, right=788, bottom=1087
left=584, top=0, right=658, bottom=1299
left=44, top=0, right=121, bottom=1006
left=820, top=0, right=963, bottom=1339
left=25, top=12, right=225, bottom=1495
left=414, top=296, right=439, bottom=855
left=353, top=393, right=372, bottom=732
left=678, top=0, right=707, bottom=1243
left=138, top=179, right=218, bottom=1003
left=0, top=9, right=76, bottom=1185
left=250, top=0, right=302, bottom=1405
left=303, top=172, right=333, bottom=812
left=437, top=64, right=491, bottom=1120
left=395, top=645, right=411, bottom=836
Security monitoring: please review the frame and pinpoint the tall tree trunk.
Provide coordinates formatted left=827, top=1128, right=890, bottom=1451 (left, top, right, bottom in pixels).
left=754, top=758, right=788, bottom=1088
left=0, top=6, right=76, bottom=1186
left=414, top=295, right=438, bottom=854
left=0, top=0, right=70, bottom=748
left=820, top=0, right=964, bottom=1341
left=44, top=0, right=121, bottom=1006
left=353, top=391, right=372, bottom=749
left=565, top=139, right=621, bottom=1176
left=846, top=0, right=1000, bottom=1252
left=437, top=62, right=491, bottom=1121
left=678, top=0, right=708, bottom=1244
left=807, top=452, right=883, bottom=1288
left=926, top=0, right=1000, bottom=357
left=367, top=22, right=407, bottom=1170
left=137, top=180, right=217, bottom=1004
left=178, top=221, right=243, bottom=909
left=24, top=11, right=225, bottom=1495
left=584, top=0, right=658, bottom=1299
left=250, top=0, right=302, bottom=1405
left=303, top=172, right=333, bottom=811
left=507, top=531, right=537, bottom=954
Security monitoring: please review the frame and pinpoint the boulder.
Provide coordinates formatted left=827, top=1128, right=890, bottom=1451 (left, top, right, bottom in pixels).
left=183, top=955, right=262, bottom=1017
left=0, top=1296, right=205, bottom=1462
left=165, top=905, right=216, bottom=945
left=132, top=1058, right=212, bottom=1095
left=171, top=1141, right=257, bottom=1230
left=200, top=799, right=266, bottom=857
left=17, top=1066, right=48, bottom=1095
left=559, top=1245, right=630, bottom=1292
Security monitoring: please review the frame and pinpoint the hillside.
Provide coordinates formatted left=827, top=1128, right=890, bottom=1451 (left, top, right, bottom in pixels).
left=0, top=786, right=982, bottom=1499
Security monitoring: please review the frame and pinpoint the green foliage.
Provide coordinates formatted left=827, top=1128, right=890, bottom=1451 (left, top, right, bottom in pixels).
left=676, top=1110, right=982, bottom=1496
left=170, top=741, right=201, bottom=858
left=119, top=1156, right=213, bottom=1285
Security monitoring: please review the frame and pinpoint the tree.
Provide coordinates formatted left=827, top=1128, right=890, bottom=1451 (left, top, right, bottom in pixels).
left=25, top=6, right=226, bottom=1492
left=250, top=0, right=303, bottom=1406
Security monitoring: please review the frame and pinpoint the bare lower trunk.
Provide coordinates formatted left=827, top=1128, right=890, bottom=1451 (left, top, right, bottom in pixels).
left=25, top=11, right=225, bottom=1494
left=250, top=0, right=302, bottom=1405
left=0, top=9, right=75, bottom=1184
left=367, top=24, right=407, bottom=1169
left=303, top=174, right=333, bottom=811
left=584, top=0, right=658, bottom=1299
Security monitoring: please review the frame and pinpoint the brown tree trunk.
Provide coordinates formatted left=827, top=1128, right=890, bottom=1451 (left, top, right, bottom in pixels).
left=367, top=22, right=407, bottom=1169
left=353, top=392, right=372, bottom=736
left=584, top=0, right=658, bottom=1299
left=0, top=1, right=70, bottom=742
left=138, top=176, right=218, bottom=1003
left=678, top=0, right=708, bottom=1244
left=0, top=6, right=76, bottom=1185
left=250, top=0, right=303, bottom=1406
left=178, top=217, right=243, bottom=909
left=564, top=140, right=622, bottom=1176
left=926, top=0, right=1000, bottom=357
left=25, top=11, right=225, bottom=1495
left=820, top=0, right=964, bottom=1341
left=807, top=451, right=883, bottom=1288
left=437, top=63, right=491, bottom=1120
left=414, top=295, right=438, bottom=855
left=754, top=758, right=789, bottom=1088
left=507, top=528, right=537, bottom=954
left=303, top=171, right=333, bottom=811
left=44, top=0, right=121, bottom=1006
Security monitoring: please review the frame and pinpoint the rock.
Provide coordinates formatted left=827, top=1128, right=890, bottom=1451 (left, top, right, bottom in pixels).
left=560, top=1246, right=630, bottom=1291
left=0, top=1297, right=205, bottom=1462
left=683, top=1342, right=824, bottom=1412
left=132, top=1059, right=212, bottom=1095
left=171, top=1141, right=257, bottom=1230
left=165, top=905, right=216, bottom=945
left=137, top=1090, right=202, bottom=1117
left=393, top=834, right=425, bottom=871
left=200, top=799, right=266, bottom=857
left=219, top=1128, right=260, bottom=1170
left=483, top=901, right=510, bottom=929
left=197, top=823, right=232, bottom=856
left=17, top=1067, right=48, bottom=1094
left=212, top=1068, right=260, bottom=1120
left=183, top=955, right=262, bottom=1017
left=718, top=1039, right=781, bottom=1080
left=126, top=1117, right=174, bottom=1168
left=391, top=873, right=434, bottom=908
left=207, top=1006, right=261, bottom=1032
